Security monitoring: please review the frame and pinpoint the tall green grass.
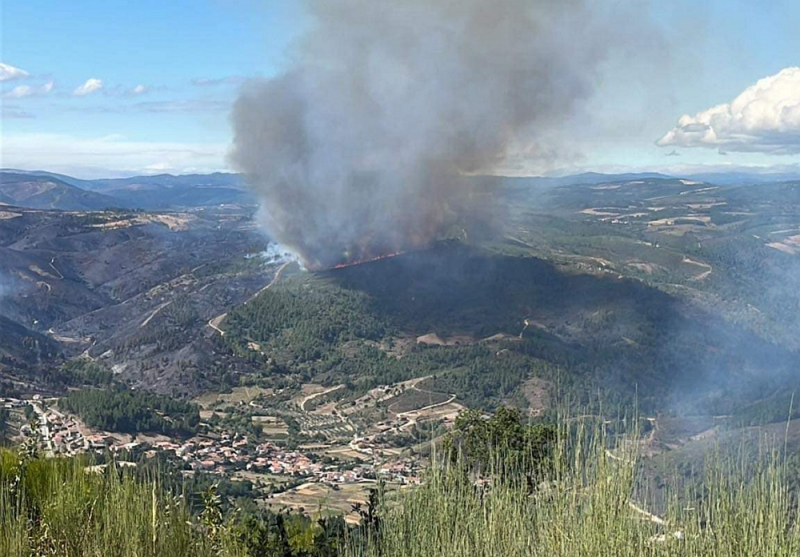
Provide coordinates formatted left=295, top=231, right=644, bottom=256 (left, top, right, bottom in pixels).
left=2, top=421, right=799, bottom=556
left=0, top=449, right=214, bottom=557
left=346, top=422, right=800, bottom=557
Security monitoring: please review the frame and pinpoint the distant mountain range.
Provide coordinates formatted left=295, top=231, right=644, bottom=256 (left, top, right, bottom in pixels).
left=502, top=172, right=674, bottom=190
left=0, top=172, right=124, bottom=211
left=679, top=171, right=800, bottom=186
left=3, top=168, right=800, bottom=213
left=504, top=170, right=800, bottom=189
left=0, top=170, right=256, bottom=211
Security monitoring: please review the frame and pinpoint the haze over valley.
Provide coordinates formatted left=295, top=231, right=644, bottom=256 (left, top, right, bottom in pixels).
left=3, top=168, right=800, bottom=467
left=3, top=0, right=800, bottom=554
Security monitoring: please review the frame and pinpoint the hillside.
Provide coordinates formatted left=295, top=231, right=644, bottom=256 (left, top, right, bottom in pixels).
left=1, top=170, right=256, bottom=209
left=0, top=204, right=276, bottom=395
left=222, top=242, right=797, bottom=415
left=2, top=173, right=799, bottom=418
left=0, top=173, right=124, bottom=211
left=0, top=314, right=59, bottom=362
left=0, top=314, right=61, bottom=395
left=504, top=176, right=800, bottom=349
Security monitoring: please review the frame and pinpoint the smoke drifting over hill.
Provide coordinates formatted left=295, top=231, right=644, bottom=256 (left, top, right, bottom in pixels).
left=0, top=273, right=10, bottom=307
left=231, top=0, right=635, bottom=269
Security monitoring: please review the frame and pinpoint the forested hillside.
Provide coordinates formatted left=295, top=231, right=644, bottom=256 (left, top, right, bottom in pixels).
left=223, top=244, right=798, bottom=415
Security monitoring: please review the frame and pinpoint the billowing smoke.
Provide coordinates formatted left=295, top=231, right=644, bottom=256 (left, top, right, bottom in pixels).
left=260, top=242, right=299, bottom=265
left=231, top=0, right=628, bottom=270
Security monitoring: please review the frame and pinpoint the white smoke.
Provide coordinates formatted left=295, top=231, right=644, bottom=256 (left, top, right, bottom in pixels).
left=0, top=272, right=11, bottom=310
left=261, top=242, right=299, bottom=265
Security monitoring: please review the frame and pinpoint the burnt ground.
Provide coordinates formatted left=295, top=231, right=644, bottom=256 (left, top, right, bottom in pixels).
left=0, top=204, right=280, bottom=395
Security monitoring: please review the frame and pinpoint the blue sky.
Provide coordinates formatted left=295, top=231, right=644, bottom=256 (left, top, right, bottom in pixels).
left=1, top=0, right=799, bottom=177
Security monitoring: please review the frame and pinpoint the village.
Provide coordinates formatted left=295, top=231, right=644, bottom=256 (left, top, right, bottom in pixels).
left=2, top=394, right=426, bottom=489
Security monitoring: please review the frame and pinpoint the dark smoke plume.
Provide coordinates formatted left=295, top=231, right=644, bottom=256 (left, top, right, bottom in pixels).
left=231, top=0, right=628, bottom=270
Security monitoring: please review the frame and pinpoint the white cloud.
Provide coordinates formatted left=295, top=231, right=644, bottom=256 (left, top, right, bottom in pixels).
left=1, top=132, right=229, bottom=178
left=658, top=67, right=800, bottom=154
left=129, top=84, right=148, bottom=95
left=0, top=62, right=29, bottom=82
left=1, top=81, right=53, bottom=99
left=72, top=78, right=103, bottom=96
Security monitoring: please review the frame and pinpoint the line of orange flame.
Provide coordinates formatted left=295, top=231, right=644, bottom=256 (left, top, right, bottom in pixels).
left=330, top=251, right=404, bottom=270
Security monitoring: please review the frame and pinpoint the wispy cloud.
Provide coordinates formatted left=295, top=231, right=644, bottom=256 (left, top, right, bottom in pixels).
left=665, top=149, right=680, bottom=157
left=0, top=62, right=30, bottom=82
left=191, top=76, right=245, bottom=87
left=1, top=104, right=35, bottom=119
left=66, top=99, right=229, bottom=115
left=98, top=83, right=164, bottom=97
left=73, top=78, right=103, bottom=96
left=658, top=67, right=800, bottom=155
left=133, top=99, right=228, bottom=113
left=2, top=81, right=53, bottom=99
left=128, top=84, right=149, bottom=96
left=2, top=132, right=228, bottom=178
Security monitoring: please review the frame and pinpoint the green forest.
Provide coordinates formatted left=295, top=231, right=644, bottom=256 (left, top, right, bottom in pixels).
left=59, top=387, right=200, bottom=436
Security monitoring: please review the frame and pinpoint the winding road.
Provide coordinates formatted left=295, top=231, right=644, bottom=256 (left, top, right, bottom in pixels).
left=207, top=261, right=291, bottom=337
left=299, top=384, right=345, bottom=412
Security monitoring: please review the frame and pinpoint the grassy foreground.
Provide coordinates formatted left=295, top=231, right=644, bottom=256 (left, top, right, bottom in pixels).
left=348, top=427, right=800, bottom=557
left=2, top=423, right=799, bottom=556
left=0, top=449, right=208, bottom=556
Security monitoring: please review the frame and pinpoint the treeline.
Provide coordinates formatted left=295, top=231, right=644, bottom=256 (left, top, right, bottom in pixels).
left=59, top=387, right=200, bottom=436
left=222, top=268, right=565, bottom=409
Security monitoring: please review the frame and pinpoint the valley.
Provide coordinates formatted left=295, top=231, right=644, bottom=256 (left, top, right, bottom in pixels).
left=2, top=170, right=800, bottom=519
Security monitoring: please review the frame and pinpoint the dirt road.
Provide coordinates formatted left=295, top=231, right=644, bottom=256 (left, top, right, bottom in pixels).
left=207, top=261, right=290, bottom=336
left=207, top=312, right=228, bottom=336
left=140, top=301, right=172, bottom=329
left=683, top=256, right=712, bottom=280
left=299, top=384, right=345, bottom=412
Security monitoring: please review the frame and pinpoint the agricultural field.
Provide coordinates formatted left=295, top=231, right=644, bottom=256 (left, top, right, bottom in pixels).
left=263, top=481, right=373, bottom=523
left=503, top=176, right=800, bottom=349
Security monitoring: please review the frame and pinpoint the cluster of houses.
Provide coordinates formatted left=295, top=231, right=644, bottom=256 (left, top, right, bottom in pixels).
left=5, top=396, right=424, bottom=488
left=5, top=396, right=104, bottom=456
left=374, top=458, right=421, bottom=485
left=145, top=433, right=422, bottom=486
